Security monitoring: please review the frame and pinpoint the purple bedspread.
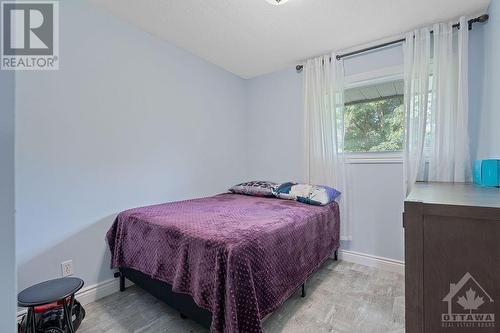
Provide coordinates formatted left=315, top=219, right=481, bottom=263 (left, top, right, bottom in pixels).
left=106, top=194, right=340, bottom=333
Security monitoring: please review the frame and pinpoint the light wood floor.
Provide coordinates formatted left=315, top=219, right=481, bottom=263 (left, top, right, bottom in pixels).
left=79, top=260, right=404, bottom=333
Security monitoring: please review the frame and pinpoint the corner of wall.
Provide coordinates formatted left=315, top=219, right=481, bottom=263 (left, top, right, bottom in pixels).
left=0, top=66, right=16, bottom=333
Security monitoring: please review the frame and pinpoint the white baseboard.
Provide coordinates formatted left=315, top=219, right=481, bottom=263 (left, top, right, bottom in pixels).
left=17, top=275, right=133, bottom=320
left=77, top=276, right=134, bottom=306
left=337, top=249, right=405, bottom=274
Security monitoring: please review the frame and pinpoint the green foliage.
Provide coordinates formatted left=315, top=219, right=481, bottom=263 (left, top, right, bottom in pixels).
left=344, top=96, right=404, bottom=152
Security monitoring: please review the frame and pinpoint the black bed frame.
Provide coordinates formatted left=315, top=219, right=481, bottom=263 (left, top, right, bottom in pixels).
left=114, top=250, right=338, bottom=330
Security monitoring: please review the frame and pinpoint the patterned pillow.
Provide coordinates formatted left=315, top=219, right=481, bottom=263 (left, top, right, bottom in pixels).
left=229, top=181, right=278, bottom=197
left=273, top=182, right=341, bottom=206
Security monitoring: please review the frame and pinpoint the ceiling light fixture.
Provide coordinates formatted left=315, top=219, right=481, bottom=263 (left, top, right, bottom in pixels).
left=265, top=0, right=290, bottom=5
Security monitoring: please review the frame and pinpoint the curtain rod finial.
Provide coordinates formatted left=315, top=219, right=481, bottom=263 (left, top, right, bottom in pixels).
left=478, top=14, right=489, bottom=23
left=296, top=65, right=303, bottom=72
left=468, top=14, right=489, bottom=30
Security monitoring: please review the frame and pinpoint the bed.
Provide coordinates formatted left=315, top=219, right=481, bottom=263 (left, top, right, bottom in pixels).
left=106, top=193, right=340, bottom=333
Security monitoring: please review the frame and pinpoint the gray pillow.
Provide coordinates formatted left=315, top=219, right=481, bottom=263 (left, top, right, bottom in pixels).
left=229, top=181, right=278, bottom=197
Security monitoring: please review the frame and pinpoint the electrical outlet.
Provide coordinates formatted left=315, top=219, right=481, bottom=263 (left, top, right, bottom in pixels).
left=61, top=260, right=73, bottom=277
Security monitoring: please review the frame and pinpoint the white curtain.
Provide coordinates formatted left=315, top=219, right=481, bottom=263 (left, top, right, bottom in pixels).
left=303, top=53, right=350, bottom=240
left=404, top=17, right=471, bottom=194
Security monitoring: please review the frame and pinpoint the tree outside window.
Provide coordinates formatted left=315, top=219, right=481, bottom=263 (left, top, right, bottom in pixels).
left=344, top=80, right=404, bottom=153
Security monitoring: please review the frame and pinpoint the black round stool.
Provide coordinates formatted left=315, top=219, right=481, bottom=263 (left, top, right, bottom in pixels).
left=18, top=277, right=84, bottom=333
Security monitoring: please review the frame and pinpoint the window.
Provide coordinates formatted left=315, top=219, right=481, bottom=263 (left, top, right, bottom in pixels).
left=344, top=79, right=404, bottom=153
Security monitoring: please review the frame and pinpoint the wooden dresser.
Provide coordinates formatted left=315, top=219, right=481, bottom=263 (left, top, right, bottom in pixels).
left=404, top=182, right=500, bottom=333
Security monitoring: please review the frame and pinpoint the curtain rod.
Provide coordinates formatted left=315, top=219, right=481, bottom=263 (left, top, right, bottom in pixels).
left=295, top=14, right=489, bottom=72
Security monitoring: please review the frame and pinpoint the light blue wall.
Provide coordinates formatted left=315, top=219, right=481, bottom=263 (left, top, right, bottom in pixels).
left=245, top=69, right=303, bottom=183
left=0, top=68, right=16, bottom=329
left=16, top=1, right=247, bottom=292
left=472, top=0, right=500, bottom=159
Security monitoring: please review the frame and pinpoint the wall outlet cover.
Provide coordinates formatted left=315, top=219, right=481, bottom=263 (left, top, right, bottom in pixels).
left=61, top=260, right=73, bottom=277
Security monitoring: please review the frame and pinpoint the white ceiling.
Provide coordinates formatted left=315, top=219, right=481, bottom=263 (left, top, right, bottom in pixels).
left=90, top=0, right=491, bottom=79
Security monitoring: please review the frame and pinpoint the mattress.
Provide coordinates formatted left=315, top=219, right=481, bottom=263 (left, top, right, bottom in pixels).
left=106, top=193, right=340, bottom=333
